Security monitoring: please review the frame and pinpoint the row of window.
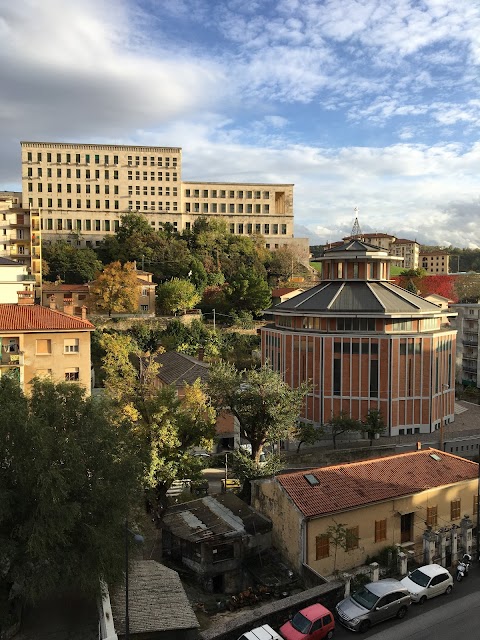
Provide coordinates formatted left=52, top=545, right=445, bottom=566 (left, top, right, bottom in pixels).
left=129, top=187, right=177, bottom=196
left=333, top=357, right=378, bottom=396
left=34, top=199, right=120, bottom=210
left=228, top=223, right=287, bottom=235
left=315, top=499, right=473, bottom=560
left=186, top=202, right=270, bottom=214
left=128, top=202, right=178, bottom=212
left=185, top=188, right=270, bottom=199
left=36, top=338, right=79, bottom=354
left=127, top=171, right=177, bottom=181
left=26, top=151, right=120, bottom=165
left=27, top=168, right=119, bottom=180
left=127, top=156, right=177, bottom=167
left=29, top=183, right=120, bottom=194
left=44, top=219, right=120, bottom=232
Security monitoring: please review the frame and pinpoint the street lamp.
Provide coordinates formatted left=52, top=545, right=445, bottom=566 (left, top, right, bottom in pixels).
left=125, top=519, right=144, bottom=640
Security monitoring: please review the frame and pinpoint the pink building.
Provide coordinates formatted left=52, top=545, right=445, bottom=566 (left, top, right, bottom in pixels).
left=261, top=240, right=457, bottom=436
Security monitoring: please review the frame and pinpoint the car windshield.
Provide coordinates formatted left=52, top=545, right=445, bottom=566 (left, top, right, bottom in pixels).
left=351, top=587, right=379, bottom=611
left=291, top=612, right=311, bottom=634
left=408, top=569, right=430, bottom=588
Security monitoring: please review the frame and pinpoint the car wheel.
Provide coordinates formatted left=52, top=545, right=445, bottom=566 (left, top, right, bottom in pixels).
left=445, top=585, right=453, bottom=595
left=396, top=606, right=407, bottom=619
left=419, top=596, right=427, bottom=605
left=326, top=631, right=334, bottom=640
left=359, top=620, right=371, bottom=633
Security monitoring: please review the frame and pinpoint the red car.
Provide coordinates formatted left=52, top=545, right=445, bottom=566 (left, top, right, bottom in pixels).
left=279, top=603, right=335, bottom=640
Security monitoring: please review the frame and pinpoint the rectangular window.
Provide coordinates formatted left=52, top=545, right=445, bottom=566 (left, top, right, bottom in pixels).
left=27, top=151, right=32, bottom=161
left=375, top=519, right=387, bottom=542
left=451, top=499, right=461, bottom=521
left=36, top=339, right=52, bottom=354
left=95, top=220, right=101, bottom=231
left=474, top=495, right=478, bottom=516
left=47, top=152, right=52, bottom=162
left=64, top=338, right=79, bottom=353
left=264, top=204, right=270, bottom=213
left=85, top=154, right=90, bottom=164
left=264, top=224, right=270, bottom=234
left=104, top=155, right=109, bottom=165
left=56, top=153, right=61, bottom=163
left=85, top=220, right=91, bottom=231
left=426, top=506, right=438, bottom=528
left=203, top=189, right=208, bottom=197
left=315, top=534, right=330, bottom=560
left=96, top=200, right=100, bottom=209
left=57, top=168, right=61, bottom=178
left=333, top=359, right=341, bottom=396
left=86, top=199, right=91, bottom=209
left=370, top=359, right=378, bottom=398
left=105, top=200, right=110, bottom=209
left=76, top=169, right=81, bottom=179
left=346, top=526, right=359, bottom=551
left=65, top=368, right=80, bottom=381
left=76, top=199, right=81, bottom=209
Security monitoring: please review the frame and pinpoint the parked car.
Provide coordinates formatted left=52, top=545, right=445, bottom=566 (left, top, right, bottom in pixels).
left=400, top=564, right=453, bottom=603
left=336, top=578, right=411, bottom=633
left=280, top=603, right=335, bottom=640
left=237, top=624, right=283, bottom=640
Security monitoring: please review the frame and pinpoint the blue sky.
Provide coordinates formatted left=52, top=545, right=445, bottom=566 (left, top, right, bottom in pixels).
left=1, top=0, right=480, bottom=246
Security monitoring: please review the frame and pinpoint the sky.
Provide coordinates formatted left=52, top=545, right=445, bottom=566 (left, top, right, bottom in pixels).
left=1, top=0, right=480, bottom=247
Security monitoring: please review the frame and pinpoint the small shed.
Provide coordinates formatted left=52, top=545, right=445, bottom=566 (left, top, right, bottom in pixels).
left=162, top=494, right=272, bottom=594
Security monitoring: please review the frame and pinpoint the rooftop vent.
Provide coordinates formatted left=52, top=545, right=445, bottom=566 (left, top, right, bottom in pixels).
left=430, top=453, right=442, bottom=461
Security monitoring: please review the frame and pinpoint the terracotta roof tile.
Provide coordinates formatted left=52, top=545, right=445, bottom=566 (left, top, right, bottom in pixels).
left=0, top=304, right=94, bottom=331
left=277, top=449, right=478, bottom=518
left=42, top=284, right=90, bottom=292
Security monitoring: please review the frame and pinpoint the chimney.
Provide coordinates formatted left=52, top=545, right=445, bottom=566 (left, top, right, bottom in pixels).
left=197, top=347, right=204, bottom=361
left=49, top=295, right=57, bottom=311
left=63, top=297, right=74, bottom=316
left=416, top=441, right=422, bottom=451
left=81, top=305, right=88, bottom=321
left=17, top=290, right=34, bottom=306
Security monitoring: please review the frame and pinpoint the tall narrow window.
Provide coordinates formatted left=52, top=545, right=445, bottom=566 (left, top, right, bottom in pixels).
left=374, top=519, right=387, bottom=542
left=333, top=359, right=341, bottom=396
left=315, top=534, right=330, bottom=560
left=346, top=526, right=359, bottom=551
left=370, top=359, right=378, bottom=398
left=426, top=506, right=438, bottom=528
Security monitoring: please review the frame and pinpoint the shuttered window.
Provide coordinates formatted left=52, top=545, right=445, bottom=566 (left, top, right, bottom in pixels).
left=346, top=526, right=359, bottom=551
left=374, top=519, right=387, bottom=543
left=315, top=534, right=330, bottom=560
left=451, top=499, right=461, bottom=521
left=427, top=506, right=438, bottom=528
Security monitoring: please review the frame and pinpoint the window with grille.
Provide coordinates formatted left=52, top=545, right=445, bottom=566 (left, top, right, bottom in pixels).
left=427, top=506, right=438, bottom=528
left=315, top=534, right=330, bottom=560
left=346, top=526, right=359, bottom=551
left=451, top=499, right=461, bottom=521
left=374, top=519, right=387, bottom=542
left=65, top=368, right=80, bottom=381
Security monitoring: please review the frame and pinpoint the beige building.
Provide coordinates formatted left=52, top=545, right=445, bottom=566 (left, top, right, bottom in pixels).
left=252, top=449, right=478, bottom=577
left=421, top=249, right=450, bottom=274
left=0, top=257, right=35, bottom=303
left=0, top=291, right=94, bottom=393
left=342, top=232, right=420, bottom=269
left=20, top=141, right=309, bottom=261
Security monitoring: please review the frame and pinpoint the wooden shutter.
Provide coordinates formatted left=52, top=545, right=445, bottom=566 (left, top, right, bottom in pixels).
left=375, top=519, right=387, bottom=542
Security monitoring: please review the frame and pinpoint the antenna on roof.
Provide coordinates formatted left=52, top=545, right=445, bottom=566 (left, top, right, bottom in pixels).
left=351, top=207, right=362, bottom=238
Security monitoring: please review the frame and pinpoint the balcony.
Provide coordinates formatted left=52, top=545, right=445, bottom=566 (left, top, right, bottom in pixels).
left=0, top=350, right=24, bottom=366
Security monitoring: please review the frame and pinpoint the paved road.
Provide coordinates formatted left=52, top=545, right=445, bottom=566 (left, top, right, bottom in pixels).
left=335, top=568, right=480, bottom=639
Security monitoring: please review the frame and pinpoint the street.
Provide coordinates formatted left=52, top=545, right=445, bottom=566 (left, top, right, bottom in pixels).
left=335, top=568, right=480, bottom=640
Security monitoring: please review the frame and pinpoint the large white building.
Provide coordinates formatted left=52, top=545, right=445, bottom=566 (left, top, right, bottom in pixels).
left=20, top=141, right=309, bottom=260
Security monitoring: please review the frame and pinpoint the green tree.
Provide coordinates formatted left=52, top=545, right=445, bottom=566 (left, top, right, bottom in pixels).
left=293, top=420, right=325, bottom=453
left=326, top=521, right=356, bottom=573
left=42, top=241, right=102, bottom=284
left=156, top=278, right=201, bottom=315
left=90, top=261, right=139, bottom=316
left=0, top=377, right=142, bottom=618
left=328, top=412, right=362, bottom=449
left=363, top=409, right=386, bottom=446
left=99, top=334, right=216, bottom=515
left=225, top=267, right=272, bottom=315
left=207, top=362, right=309, bottom=462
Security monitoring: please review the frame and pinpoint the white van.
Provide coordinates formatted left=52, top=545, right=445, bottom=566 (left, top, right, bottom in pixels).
left=237, top=624, right=283, bottom=640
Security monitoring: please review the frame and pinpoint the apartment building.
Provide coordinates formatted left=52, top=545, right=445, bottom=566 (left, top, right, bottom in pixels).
left=20, top=142, right=309, bottom=260
left=262, top=240, right=457, bottom=435
left=450, top=302, right=480, bottom=387
left=0, top=291, right=93, bottom=393
left=420, top=249, right=450, bottom=274
left=343, top=231, right=420, bottom=269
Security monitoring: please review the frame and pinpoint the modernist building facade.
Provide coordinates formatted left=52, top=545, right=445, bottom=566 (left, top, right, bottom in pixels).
left=19, top=141, right=309, bottom=260
left=261, top=240, right=456, bottom=435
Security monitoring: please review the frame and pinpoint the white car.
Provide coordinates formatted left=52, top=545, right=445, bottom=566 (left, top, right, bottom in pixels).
left=400, top=564, right=453, bottom=603
left=237, top=624, right=283, bottom=640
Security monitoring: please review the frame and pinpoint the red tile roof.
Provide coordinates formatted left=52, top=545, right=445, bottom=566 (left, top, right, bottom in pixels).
left=277, top=449, right=478, bottom=518
left=0, top=304, right=94, bottom=331
left=42, top=284, right=89, bottom=292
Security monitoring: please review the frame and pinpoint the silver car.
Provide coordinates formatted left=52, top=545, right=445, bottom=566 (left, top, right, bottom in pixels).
left=336, top=578, right=412, bottom=633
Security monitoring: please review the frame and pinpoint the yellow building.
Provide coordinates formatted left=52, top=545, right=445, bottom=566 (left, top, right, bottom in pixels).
left=420, top=250, right=450, bottom=274
left=19, top=142, right=309, bottom=261
left=252, top=449, right=478, bottom=577
left=0, top=291, right=94, bottom=393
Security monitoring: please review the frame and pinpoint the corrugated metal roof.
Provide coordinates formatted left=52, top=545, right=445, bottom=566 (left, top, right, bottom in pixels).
left=330, top=282, right=385, bottom=312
